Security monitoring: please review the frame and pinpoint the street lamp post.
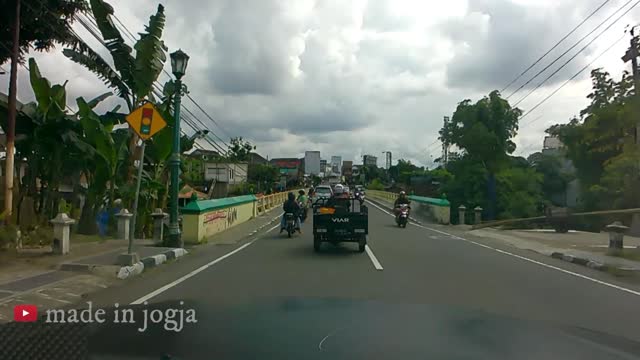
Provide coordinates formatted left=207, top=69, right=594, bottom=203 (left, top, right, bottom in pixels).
left=169, top=49, right=190, bottom=248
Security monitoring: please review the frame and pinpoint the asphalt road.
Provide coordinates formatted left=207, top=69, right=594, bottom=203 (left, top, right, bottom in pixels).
left=75, top=200, right=640, bottom=358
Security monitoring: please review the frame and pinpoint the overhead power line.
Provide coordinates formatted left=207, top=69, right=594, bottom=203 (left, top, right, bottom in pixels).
left=506, top=0, right=637, bottom=100
left=514, top=32, right=627, bottom=156
left=514, top=20, right=640, bottom=115
left=501, top=0, right=612, bottom=93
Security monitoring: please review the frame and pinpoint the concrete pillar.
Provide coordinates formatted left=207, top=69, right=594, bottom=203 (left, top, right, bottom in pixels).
left=606, top=221, right=628, bottom=256
left=116, top=209, right=133, bottom=241
left=474, top=206, right=483, bottom=224
left=50, top=213, right=75, bottom=255
left=151, top=208, right=168, bottom=244
left=458, top=205, right=466, bottom=225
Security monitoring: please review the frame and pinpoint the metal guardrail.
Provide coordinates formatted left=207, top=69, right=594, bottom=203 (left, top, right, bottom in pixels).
left=256, top=189, right=304, bottom=215
left=471, top=208, right=640, bottom=230
left=366, top=190, right=398, bottom=203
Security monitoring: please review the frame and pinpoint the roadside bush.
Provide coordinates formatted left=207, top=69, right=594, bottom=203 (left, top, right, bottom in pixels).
left=0, top=224, right=18, bottom=250
left=368, top=179, right=385, bottom=191
left=20, top=225, right=54, bottom=247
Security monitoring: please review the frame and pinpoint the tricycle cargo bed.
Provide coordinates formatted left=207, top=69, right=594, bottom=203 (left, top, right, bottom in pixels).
left=313, top=213, right=368, bottom=237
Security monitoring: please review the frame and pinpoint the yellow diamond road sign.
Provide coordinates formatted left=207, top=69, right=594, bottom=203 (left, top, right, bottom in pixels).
left=125, top=102, right=167, bottom=140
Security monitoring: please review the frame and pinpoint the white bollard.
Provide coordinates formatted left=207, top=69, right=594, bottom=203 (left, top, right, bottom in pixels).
left=50, top=213, right=75, bottom=255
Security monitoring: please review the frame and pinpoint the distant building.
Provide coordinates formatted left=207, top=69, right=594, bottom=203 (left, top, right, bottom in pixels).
left=204, top=162, right=249, bottom=198
left=271, top=158, right=304, bottom=181
left=320, top=159, right=328, bottom=174
left=342, top=160, right=353, bottom=180
left=187, top=149, right=220, bottom=161
left=363, top=155, right=377, bottom=167
left=305, top=151, right=321, bottom=175
left=248, top=152, right=268, bottom=165
left=330, top=156, right=342, bottom=176
left=383, top=152, right=392, bottom=170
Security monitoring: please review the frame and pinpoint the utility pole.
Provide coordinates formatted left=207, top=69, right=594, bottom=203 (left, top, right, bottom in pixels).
left=622, top=27, right=640, bottom=234
left=622, top=27, right=640, bottom=146
left=4, top=0, right=21, bottom=223
left=442, top=116, right=450, bottom=165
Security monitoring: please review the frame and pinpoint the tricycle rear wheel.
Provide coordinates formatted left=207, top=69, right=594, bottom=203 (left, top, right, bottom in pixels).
left=314, top=235, right=321, bottom=252
left=358, top=236, right=366, bottom=253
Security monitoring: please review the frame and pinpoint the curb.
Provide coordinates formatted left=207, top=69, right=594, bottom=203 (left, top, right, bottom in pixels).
left=550, top=251, right=640, bottom=275
left=116, top=248, right=188, bottom=280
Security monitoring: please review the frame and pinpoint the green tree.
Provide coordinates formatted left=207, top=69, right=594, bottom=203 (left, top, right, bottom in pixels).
left=247, top=164, right=279, bottom=191
left=389, top=159, right=421, bottom=184
left=228, top=137, right=256, bottom=162
left=547, top=69, right=635, bottom=210
left=0, top=0, right=88, bottom=64
left=440, top=90, right=522, bottom=219
left=495, top=166, right=543, bottom=219
left=367, top=179, right=385, bottom=190
left=527, top=152, right=574, bottom=207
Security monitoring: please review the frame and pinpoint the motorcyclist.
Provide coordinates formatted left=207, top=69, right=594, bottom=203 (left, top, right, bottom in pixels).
left=297, top=190, right=310, bottom=223
left=280, top=192, right=302, bottom=234
left=394, top=191, right=411, bottom=216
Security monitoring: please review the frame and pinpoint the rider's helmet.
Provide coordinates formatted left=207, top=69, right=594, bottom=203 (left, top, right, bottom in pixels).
left=288, top=192, right=295, bottom=201
left=299, top=189, right=305, bottom=196
left=334, top=184, right=344, bottom=195
left=399, top=191, right=406, bottom=196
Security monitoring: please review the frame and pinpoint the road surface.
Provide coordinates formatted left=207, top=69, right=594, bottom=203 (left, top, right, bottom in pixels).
left=79, top=199, right=640, bottom=357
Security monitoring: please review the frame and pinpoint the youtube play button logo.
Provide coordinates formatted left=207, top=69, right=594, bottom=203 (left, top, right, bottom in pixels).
left=14, top=304, right=38, bottom=322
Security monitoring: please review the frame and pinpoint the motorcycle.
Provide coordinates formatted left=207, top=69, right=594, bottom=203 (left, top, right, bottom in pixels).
left=299, top=202, right=309, bottom=222
left=285, top=213, right=296, bottom=237
left=396, top=204, right=410, bottom=228
left=355, top=192, right=365, bottom=206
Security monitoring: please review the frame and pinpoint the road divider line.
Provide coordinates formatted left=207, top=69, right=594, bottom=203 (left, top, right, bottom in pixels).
left=131, top=223, right=281, bottom=305
left=365, top=245, right=383, bottom=271
left=365, top=199, right=640, bottom=297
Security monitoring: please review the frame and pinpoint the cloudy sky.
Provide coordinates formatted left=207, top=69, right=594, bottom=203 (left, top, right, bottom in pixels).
left=3, top=0, right=640, bottom=167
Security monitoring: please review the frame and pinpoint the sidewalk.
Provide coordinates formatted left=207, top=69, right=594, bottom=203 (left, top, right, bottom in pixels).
left=0, top=206, right=283, bottom=322
left=367, top=195, right=640, bottom=276
left=470, top=228, right=640, bottom=273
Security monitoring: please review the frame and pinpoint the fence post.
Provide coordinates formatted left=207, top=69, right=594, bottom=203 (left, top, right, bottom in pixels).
left=606, top=221, right=628, bottom=256
left=116, top=209, right=134, bottom=241
left=474, top=206, right=483, bottom=224
left=458, top=205, right=466, bottom=225
left=50, top=213, right=75, bottom=255
left=151, top=208, right=168, bottom=245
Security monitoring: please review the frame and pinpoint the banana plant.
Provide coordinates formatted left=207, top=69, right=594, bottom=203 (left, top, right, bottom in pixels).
left=27, top=59, right=95, bottom=219
left=62, top=0, right=168, bottom=111
left=75, top=95, right=131, bottom=234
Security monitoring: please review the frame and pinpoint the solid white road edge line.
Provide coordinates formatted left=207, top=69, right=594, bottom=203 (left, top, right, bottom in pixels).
left=365, top=199, right=640, bottom=297
left=131, top=223, right=281, bottom=305
left=365, top=245, right=383, bottom=271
